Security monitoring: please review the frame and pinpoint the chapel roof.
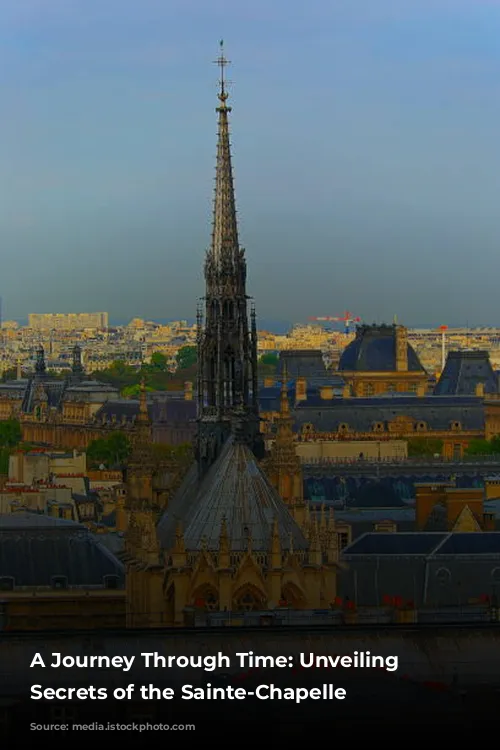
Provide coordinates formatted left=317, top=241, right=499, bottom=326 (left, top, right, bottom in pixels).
left=157, top=434, right=308, bottom=553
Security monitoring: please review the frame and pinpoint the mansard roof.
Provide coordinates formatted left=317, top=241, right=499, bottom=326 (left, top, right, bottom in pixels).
left=0, top=512, right=124, bottom=586
left=259, top=380, right=346, bottom=412
left=93, top=397, right=196, bottom=425
left=339, top=324, right=425, bottom=373
left=0, top=375, right=118, bottom=412
left=278, top=350, right=335, bottom=386
left=157, top=434, right=308, bottom=553
left=342, top=532, right=446, bottom=556
left=293, top=395, right=484, bottom=432
left=434, top=350, right=499, bottom=396
left=342, top=531, right=500, bottom=557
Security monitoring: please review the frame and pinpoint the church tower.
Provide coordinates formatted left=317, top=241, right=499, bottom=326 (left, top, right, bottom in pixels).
left=196, top=41, right=262, bottom=477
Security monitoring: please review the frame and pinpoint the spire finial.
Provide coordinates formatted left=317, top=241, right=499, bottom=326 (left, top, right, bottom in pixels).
left=214, top=39, right=230, bottom=104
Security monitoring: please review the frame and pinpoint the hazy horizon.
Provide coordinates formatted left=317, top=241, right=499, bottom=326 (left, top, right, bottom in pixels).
left=2, top=0, right=500, bottom=327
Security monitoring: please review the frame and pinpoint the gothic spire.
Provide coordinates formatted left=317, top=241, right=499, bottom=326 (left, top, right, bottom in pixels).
left=196, top=42, right=263, bottom=477
left=210, top=40, right=239, bottom=267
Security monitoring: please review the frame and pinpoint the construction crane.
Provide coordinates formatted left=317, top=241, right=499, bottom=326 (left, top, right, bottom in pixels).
left=308, top=311, right=361, bottom=334
left=437, top=324, right=448, bottom=371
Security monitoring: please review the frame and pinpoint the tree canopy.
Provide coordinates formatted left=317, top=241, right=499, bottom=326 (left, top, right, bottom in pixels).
left=465, top=436, right=500, bottom=456
left=407, top=437, right=444, bottom=457
left=97, top=355, right=196, bottom=394
left=176, top=346, right=197, bottom=371
left=0, top=419, right=22, bottom=474
left=259, top=353, right=279, bottom=367
left=121, top=383, right=155, bottom=398
left=86, top=431, right=131, bottom=468
left=0, top=419, right=22, bottom=449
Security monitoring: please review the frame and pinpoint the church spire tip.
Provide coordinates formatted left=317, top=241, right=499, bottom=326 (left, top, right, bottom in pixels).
left=214, top=39, right=230, bottom=106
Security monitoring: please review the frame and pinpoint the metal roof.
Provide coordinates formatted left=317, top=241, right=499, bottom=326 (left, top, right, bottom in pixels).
left=157, top=435, right=308, bottom=553
left=0, top=512, right=124, bottom=586
left=343, top=532, right=448, bottom=556
left=342, top=530, right=500, bottom=558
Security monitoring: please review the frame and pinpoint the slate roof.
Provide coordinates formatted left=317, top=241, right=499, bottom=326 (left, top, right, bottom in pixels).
left=157, top=434, right=308, bottom=553
left=278, top=350, right=329, bottom=380
left=259, top=380, right=345, bottom=413
left=152, top=399, right=197, bottom=422
left=94, top=532, right=125, bottom=555
left=339, top=324, right=425, bottom=372
left=65, top=381, right=118, bottom=394
left=335, top=507, right=416, bottom=524
left=342, top=531, right=500, bottom=558
left=0, top=375, right=118, bottom=413
left=434, top=350, right=499, bottom=396
left=0, top=512, right=124, bottom=586
left=94, top=397, right=196, bottom=424
left=434, top=533, right=500, bottom=555
left=259, top=385, right=296, bottom=413
left=95, top=399, right=145, bottom=420
left=342, top=532, right=447, bottom=556
left=293, top=395, right=484, bottom=432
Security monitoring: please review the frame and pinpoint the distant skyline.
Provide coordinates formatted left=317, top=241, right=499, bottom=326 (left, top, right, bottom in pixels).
left=2, top=1, right=500, bottom=326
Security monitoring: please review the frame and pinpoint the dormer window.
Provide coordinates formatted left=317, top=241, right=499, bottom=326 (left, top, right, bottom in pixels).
left=416, top=421, right=427, bottom=431
left=372, top=422, right=384, bottom=432
left=450, top=421, right=461, bottom=431
left=302, top=423, right=313, bottom=434
left=338, top=423, right=348, bottom=432
left=51, top=576, right=68, bottom=590
left=435, top=568, right=451, bottom=585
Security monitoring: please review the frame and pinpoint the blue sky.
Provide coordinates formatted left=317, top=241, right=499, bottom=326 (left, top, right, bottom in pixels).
left=1, top=0, right=500, bottom=326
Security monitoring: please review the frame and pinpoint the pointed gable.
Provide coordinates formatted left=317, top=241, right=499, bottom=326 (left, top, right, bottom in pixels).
left=452, top=505, right=481, bottom=532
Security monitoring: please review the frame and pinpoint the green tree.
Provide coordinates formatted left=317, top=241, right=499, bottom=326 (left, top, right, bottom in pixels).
left=407, top=437, right=444, bottom=457
left=96, top=360, right=139, bottom=391
left=489, top=435, right=500, bottom=454
left=176, top=346, right=197, bottom=371
left=259, top=353, right=279, bottom=367
left=465, top=439, right=492, bottom=455
left=465, top=436, right=500, bottom=456
left=87, top=431, right=131, bottom=468
left=150, top=352, right=168, bottom=371
left=0, top=419, right=22, bottom=448
left=121, top=383, right=154, bottom=398
left=0, top=418, right=22, bottom=476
